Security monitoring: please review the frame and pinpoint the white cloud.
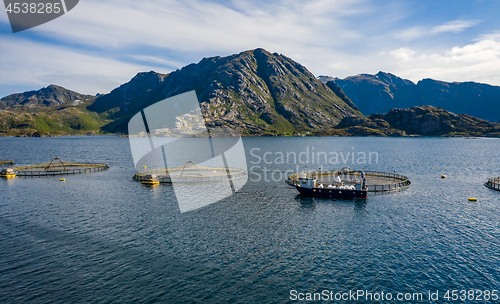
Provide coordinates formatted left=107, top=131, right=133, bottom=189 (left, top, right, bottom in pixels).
left=393, top=27, right=427, bottom=41
left=431, top=19, right=481, bottom=34
left=128, top=55, right=183, bottom=69
left=476, top=31, right=500, bottom=41
left=0, top=39, right=159, bottom=95
left=1, top=0, right=499, bottom=98
left=385, top=35, right=500, bottom=85
left=445, top=38, right=500, bottom=62
left=37, top=0, right=367, bottom=52
left=389, top=47, right=415, bottom=62
left=0, top=0, right=371, bottom=97
left=393, top=20, right=481, bottom=42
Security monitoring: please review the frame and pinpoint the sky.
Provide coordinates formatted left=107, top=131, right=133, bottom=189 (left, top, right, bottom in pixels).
left=1, top=0, right=500, bottom=98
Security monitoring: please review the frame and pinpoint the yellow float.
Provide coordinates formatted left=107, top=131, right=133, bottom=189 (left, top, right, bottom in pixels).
left=141, top=174, right=160, bottom=185
left=0, top=168, right=16, bottom=178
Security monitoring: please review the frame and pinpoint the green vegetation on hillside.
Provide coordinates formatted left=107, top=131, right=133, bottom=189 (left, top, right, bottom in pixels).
left=0, top=101, right=111, bottom=136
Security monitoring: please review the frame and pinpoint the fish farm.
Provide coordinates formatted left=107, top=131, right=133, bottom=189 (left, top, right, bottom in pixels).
left=286, top=167, right=411, bottom=192
left=0, top=160, right=14, bottom=167
left=485, top=177, right=500, bottom=191
left=133, top=161, right=247, bottom=183
left=9, top=158, right=109, bottom=176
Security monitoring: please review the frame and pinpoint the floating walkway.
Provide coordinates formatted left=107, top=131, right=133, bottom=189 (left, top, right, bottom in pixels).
left=286, top=167, right=411, bottom=192
left=0, top=160, right=14, bottom=167
left=133, top=161, right=246, bottom=183
left=10, top=158, right=109, bottom=176
left=485, top=177, right=500, bottom=191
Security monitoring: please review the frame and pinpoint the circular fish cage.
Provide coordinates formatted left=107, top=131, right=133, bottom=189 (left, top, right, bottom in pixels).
left=0, top=160, right=14, bottom=167
left=485, top=177, right=500, bottom=191
left=286, top=167, right=411, bottom=192
left=133, top=161, right=247, bottom=183
left=11, top=158, right=109, bottom=176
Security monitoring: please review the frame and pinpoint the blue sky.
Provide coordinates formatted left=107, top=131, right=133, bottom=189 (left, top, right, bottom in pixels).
left=1, top=0, right=500, bottom=98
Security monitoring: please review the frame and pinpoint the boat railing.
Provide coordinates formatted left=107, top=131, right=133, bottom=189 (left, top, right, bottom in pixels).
left=0, top=160, right=14, bottom=167
left=11, top=159, right=109, bottom=176
left=485, top=177, right=500, bottom=191
left=286, top=169, right=411, bottom=192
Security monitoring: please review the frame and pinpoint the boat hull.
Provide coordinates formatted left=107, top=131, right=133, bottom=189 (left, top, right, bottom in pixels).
left=295, top=186, right=367, bottom=199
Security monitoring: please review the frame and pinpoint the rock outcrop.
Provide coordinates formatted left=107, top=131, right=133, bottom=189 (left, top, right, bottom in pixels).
left=327, top=106, right=500, bottom=137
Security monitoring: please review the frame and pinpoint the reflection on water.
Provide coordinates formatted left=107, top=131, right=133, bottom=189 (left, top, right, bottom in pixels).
left=1, top=136, right=500, bottom=303
left=295, top=194, right=368, bottom=213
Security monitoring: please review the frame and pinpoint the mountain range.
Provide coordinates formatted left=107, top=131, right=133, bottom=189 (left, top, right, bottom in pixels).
left=0, top=49, right=499, bottom=137
left=88, top=48, right=360, bottom=135
left=1, top=49, right=360, bottom=136
left=321, top=71, right=500, bottom=122
left=0, top=84, right=95, bottom=109
left=0, top=85, right=105, bottom=136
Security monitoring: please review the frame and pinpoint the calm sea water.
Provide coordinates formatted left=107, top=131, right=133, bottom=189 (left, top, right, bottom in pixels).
left=1, top=136, right=500, bottom=303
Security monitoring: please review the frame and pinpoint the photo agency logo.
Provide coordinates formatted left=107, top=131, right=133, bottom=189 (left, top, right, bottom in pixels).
left=249, top=146, right=379, bottom=182
left=4, top=0, right=79, bottom=33
left=128, top=91, right=248, bottom=213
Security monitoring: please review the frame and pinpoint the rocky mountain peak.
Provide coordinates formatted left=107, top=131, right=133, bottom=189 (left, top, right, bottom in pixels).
left=89, top=48, right=361, bottom=134
left=330, top=72, right=500, bottom=122
left=0, top=85, right=94, bottom=109
left=375, top=71, right=415, bottom=86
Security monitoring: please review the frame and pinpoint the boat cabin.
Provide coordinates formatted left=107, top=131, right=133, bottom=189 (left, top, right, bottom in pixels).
left=298, top=177, right=316, bottom=189
left=0, top=168, right=15, bottom=177
left=145, top=174, right=158, bottom=181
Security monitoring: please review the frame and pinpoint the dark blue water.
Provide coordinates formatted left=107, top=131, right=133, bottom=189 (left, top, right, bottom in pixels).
left=1, top=136, right=500, bottom=303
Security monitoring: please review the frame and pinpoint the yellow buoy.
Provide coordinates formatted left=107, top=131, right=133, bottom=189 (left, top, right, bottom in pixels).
left=60, top=178, right=66, bottom=181
left=468, top=197, right=477, bottom=202
left=441, top=175, right=447, bottom=179
left=143, top=166, right=147, bottom=169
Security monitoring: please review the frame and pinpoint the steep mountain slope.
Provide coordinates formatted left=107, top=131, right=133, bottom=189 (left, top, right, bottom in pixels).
left=324, top=81, right=359, bottom=112
left=328, top=72, right=500, bottom=122
left=0, top=85, right=95, bottom=109
left=326, top=72, right=416, bottom=115
left=89, top=48, right=361, bottom=134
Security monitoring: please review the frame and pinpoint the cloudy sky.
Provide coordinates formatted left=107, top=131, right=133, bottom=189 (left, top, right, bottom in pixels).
left=1, top=0, right=500, bottom=98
